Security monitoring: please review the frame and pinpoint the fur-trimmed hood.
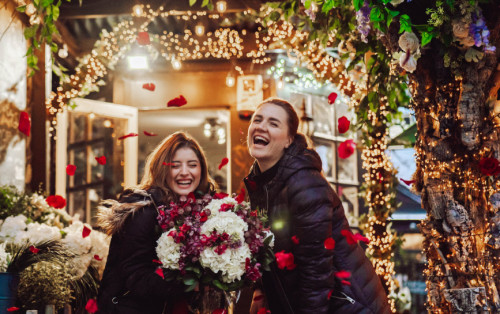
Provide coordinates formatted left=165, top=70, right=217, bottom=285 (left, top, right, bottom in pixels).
left=97, top=188, right=159, bottom=236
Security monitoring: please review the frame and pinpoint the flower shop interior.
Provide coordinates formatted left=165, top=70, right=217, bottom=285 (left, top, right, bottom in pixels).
left=1, top=0, right=499, bottom=313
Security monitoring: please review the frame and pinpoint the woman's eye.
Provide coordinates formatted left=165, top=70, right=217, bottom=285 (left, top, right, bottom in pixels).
left=189, top=164, right=198, bottom=168
left=271, top=123, right=278, bottom=127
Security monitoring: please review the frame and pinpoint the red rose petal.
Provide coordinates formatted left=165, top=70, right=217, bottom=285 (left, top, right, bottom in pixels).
left=253, top=295, right=265, bottom=302
left=275, top=251, right=296, bottom=270
left=155, top=267, right=164, bottom=279
left=235, top=188, right=245, bottom=204
left=341, top=280, right=352, bottom=286
left=212, top=309, right=227, bottom=314
left=118, top=132, right=139, bottom=140
left=400, top=178, right=415, bottom=186
left=324, top=238, right=335, bottom=250
left=85, top=299, right=98, bottom=313
left=46, top=195, right=67, bottom=209
left=337, top=116, right=350, bottom=134
left=142, top=83, right=155, bottom=91
left=95, top=156, right=107, bottom=165
left=162, top=162, right=174, bottom=166
left=18, top=111, right=31, bottom=136
left=137, top=31, right=150, bottom=45
left=341, top=229, right=370, bottom=245
left=7, top=307, right=20, bottom=312
left=213, top=192, right=229, bottom=199
left=328, top=92, right=338, bottom=104
left=94, top=255, right=102, bottom=261
left=218, top=157, right=229, bottom=170
left=82, top=225, right=92, bottom=238
left=143, top=130, right=158, bottom=136
left=256, top=308, right=270, bottom=314
left=29, top=245, right=39, bottom=254
left=353, top=233, right=370, bottom=244
left=479, top=157, right=500, bottom=176
left=167, top=95, right=187, bottom=107
left=338, top=139, right=356, bottom=159
left=66, top=164, right=76, bottom=176
left=334, top=270, right=351, bottom=279
left=153, top=259, right=163, bottom=264
left=291, top=235, right=300, bottom=245
left=327, top=290, right=333, bottom=300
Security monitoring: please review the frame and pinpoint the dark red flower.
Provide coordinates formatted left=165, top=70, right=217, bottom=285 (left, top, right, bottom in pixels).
left=85, top=299, right=98, bottom=313
left=213, top=192, right=228, bottom=199
left=7, top=307, right=20, bottom=312
left=167, top=95, right=187, bottom=107
left=341, top=229, right=370, bottom=245
left=235, top=188, right=245, bottom=204
left=143, top=130, right=158, bottom=136
left=256, top=309, right=270, bottom=314
left=66, top=164, right=76, bottom=176
left=95, top=156, right=107, bottom=165
left=291, top=235, right=300, bottom=245
left=18, top=111, right=30, bottom=136
left=328, top=92, right=338, bottom=104
left=275, top=251, right=296, bottom=270
left=199, top=211, right=208, bottom=222
left=218, top=157, right=229, bottom=170
left=46, top=195, right=66, bottom=209
left=137, top=31, right=150, bottom=45
left=334, top=270, right=351, bottom=279
left=82, top=225, right=92, bottom=238
left=479, top=157, right=500, bottom=176
left=338, top=139, right=356, bottom=159
left=153, top=259, right=163, bottom=264
left=94, top=255, right=102, bottom=261
left=337, top=116, right=350, bottom=134
left=341, top=280, right=351, bottom=286
left=324, top=238, right=335, bottom=250
left=213, top=309, right=227, bottom=314
left=220, top=203, right=234, bottom=212
left=250, top=210, right=258, bottom=217
left=118, top=132, right=139, bottom=140
left=142, top=83, right=155, bottom=91
left=400, top=178, right=415, bottom=186
left=215, top=244, right=228, bottom=255
left=327, top=290, right=333, bottom=300
left=155, top=267, right=164, bottom=279
left=29, top=245, right=39, bottom=254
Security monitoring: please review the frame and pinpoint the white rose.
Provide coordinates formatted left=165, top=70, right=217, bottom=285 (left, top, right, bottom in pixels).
left=399, top=52, right=417, bottom=73
left=156, top=229, right=181, bottom=270
left=398, top=32, right=419, bottom=53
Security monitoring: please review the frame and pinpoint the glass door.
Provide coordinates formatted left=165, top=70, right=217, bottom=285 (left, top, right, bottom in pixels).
left=56, top=99, right=138, bottom=225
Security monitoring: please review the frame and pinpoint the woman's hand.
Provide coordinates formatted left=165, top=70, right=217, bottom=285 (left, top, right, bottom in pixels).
left=249, top=289, right=266, bottom=314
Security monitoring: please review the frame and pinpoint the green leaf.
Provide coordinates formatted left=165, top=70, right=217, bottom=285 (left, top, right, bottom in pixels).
left=399, top=14, right=411, bottom=34
left=16, top=5, right=26, bottom=12
left=353, top=0, right=363, bottom=11
left=52, top=5, right=59, bottom=20
left=33, top=0, right=40, bottom=6
left=24, top=25, right=38, bottom=39
left=41, top=0, right=51, bottom=8
left=304, top=0, right=311, bottom=9
left=183, top=275, right=197, bottom=286
left=189, top=0, right=197, bottom=6
left=322, top=0, right=335, bottom=13
left=202, top=0, right=210, bottom=7
left=213, top=279, right=228, bottom=291
left=421, top=31, right=434, bottom=46
left=269, top=11, right=281, bottom=21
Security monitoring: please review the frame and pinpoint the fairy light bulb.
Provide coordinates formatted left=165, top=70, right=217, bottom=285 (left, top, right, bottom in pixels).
left=171, top=57, right=182, bottom=70
left=132, top=4, right=143, bottom=16
left=216, top=1, right=227, bottom=13
left=195, top=24, right=205, bottom=36
left=225, top=72, right=235, bottom=87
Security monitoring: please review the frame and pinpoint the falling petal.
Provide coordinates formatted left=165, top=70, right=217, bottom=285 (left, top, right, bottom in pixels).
left=118, top=133, right=139, bottom=140
left=142, top=83, right=155, bottom=91
left=137, top=31, right=150, bottom=45
left=29, top=245, right=39, bottom=254
left=66, top=164, right=76, bottom=176
left=291, top=235, right=300, bottom=245
left=18, top=111, right=31, bottom=136
left=95, top=156, right=107, bottom=165
left=337, top=116, right=350, bottom=134
left=328, top=92, right=338, bottom=104
left=338, top=139, right=356, bottom=159
left=167, top=95, right=187, bottom=107
left=94, top=255, right=102, bottom=261
left=400, top=178, right=416, bottom=186
left=324, top=238, right=336, bottom=250
left=218, top=157, right=229, bottom=170
left=46, top=195, right=67, bottom=209
left=85, top=299, right=98, bottom=313
left=155, top=267, right=164, bottom=279
left=334, top=270, right=351, bottom=279
left=143, top=131, right=158, bottom=136
left=82, top=225, right=92, bottom=238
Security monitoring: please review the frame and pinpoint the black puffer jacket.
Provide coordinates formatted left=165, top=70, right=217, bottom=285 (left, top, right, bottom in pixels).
left=96, top=188, right=183, bottom=314
left=244, top=134, right=390, bottom=314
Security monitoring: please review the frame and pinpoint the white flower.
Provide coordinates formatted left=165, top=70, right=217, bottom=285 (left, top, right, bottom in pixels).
left=0, top=243, right=11, bottom=272
left=200, top=244, right=251, bottom=283
left=61, top=221, right=92, bottom=255
left=26, top=222, right=62, bottom=243
left=201, top=211, right=248, bottom=240
left=0, top=215, right=28, bottom=244
left=204, top=197, right=238, bottom=217
left=390, top=0, right=404, bottom=6
left=89, top=229, right=111, bottom=276
left=156, top=229, right=182, bottom=270
left=262, top=230, right=275, bottom=248
left=398, top=32, right=419, bottom=53
left=399, top=52, right=417, bottom=73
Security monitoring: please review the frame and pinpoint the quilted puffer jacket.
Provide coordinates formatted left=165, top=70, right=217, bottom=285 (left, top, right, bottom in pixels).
left=244, top=134, right=390, bottom=314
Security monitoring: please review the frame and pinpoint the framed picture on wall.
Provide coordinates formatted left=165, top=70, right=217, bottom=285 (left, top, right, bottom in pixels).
left=236, top=75, right=263, bottom=114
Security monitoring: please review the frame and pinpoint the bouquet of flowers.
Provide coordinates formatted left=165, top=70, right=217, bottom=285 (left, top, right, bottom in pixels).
left=155, top=190, right=274, bottom=312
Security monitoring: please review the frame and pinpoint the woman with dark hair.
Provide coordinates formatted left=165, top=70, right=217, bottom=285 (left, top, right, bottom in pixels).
left=97, top=131, right=215, bottom=313
left=244, top=98, right=390, bottom=314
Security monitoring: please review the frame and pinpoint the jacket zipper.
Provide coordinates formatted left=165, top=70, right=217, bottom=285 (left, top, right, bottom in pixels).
left=264, top=185, right=269, bottom=215
left=341, top=292, right=355, bottom=304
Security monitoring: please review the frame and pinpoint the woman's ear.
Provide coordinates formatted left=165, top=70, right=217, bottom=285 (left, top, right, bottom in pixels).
left=285, top=136, right=293, bottom=149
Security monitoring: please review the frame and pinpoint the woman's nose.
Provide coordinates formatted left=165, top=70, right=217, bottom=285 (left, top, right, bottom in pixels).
left=179, top=164, right=189, bottom=174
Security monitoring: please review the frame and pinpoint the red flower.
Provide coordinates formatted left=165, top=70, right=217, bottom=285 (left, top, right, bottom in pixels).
left=66, top=164, right=76, bottom=176
left=118, top=132, right=139, bottom=140
left=213, top=309, right=227, bottom=314
left=275, top=251, right=296, bottom=270
left=199, top=211, right=208, bottom=222
left=215, top=244, right=228, bottom=255
left=143, top=130, right=158, bottom=136
left=324, top=238, right=335, bottom=250
left=46, top=195, right=66, bottom=209
left=95, top=156, right=107, bottom=165
left=85, top=299, right=98, bottom=313
left=291, top=235, right=300, bottom=245
left=341, top=229, right=370, bottom=245
left=337, top=116, right=350, bottom=134
left=219, top=203, right=234, bottom=212
left=479, top=157, right=500, bottom=176
left=155, top=267, right=164, bottom=279
left=7, top=307, right=20, bottom=312
left=29, top=245, right=39, bottom=254
left=256, top=309, right=270, bottom=314
left=137, top=31, right=150, bottom=45
left=400, top=178, right=415, bottom=186
left=18, top=111, right=30, bottom=136
left=327, top=290, right=333, bottom=300
left=94, top=255, right=102, bottom=261
left=142, top=83, right=155, bottom=91
left=250, top=210, right=258, bottom=217
left=235, top=188, right=245, bottom=204
left=152, top=259, right=163, bottom=264
left=338, top=139, right=356, bottom=159
left=341, top=280, right=351, bottom=286
left=213, top=192, right=228, bottom=199
left=82, top=225, right=92, bottom=238
left=328, top=92, right=338, bottom=104
left=334, top=270, right=351, bottom=279
left=218, top=157, right=229, bottom=170
left=167, top=95, right=187, bottom=107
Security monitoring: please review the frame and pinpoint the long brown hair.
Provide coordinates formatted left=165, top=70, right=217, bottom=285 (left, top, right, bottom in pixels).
left=139, top=131, right=215, bottom=202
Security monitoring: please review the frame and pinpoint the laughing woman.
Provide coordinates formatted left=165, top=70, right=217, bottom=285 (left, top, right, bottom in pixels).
left=244, top=98, right=390, bottom=314
left=97, top=132, right=215, bottom=313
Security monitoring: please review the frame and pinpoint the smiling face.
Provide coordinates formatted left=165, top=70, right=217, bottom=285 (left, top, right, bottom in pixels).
left=248, top=102, right=293, bottom=172
left=166, top=147, right=202, bottom=196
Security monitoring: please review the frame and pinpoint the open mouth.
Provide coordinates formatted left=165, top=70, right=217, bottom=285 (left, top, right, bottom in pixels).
left=176, top=179, right=193, bottom=187
left=253, top=135, right=269, bottom=146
